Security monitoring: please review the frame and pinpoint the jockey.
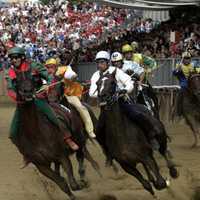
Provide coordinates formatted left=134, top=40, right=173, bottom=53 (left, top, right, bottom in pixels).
left=54, top=62, right=96, bottom=139
left=123, top=43, right=158, bottom=116
left=44, top=58, right=64, bottom=102
left=89, top=50, right=134, bottom=98
left=131, top=41, right=157, bottom=80
left=111, top=51, right=144, bottom=82
left=5, top=47, right=79, bottom=151
left=173, top=52, right=200, bottom=87
left=173, top=51, right=200, bottom=116
left=110, top=51, right=123, bottom=69
left=90, top=51, right=160, bottom=151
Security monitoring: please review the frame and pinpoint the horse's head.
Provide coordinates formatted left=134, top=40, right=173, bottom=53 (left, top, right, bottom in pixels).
left=16, top=71, right=35, bottom=102
left=97, top=69, right=117, bottom=105
left=188, top=73, right=200, bottom=101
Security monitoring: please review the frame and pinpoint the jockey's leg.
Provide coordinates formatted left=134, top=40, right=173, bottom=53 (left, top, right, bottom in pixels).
left=65, top=95, right=96, bottom=138
left=34, top=99, right=78, bottom=150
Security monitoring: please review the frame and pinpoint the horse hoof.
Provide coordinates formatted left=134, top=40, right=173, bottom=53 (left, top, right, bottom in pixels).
left=143, top=180, right=154, bottom=195
left=154, top=179, right=167, bottom=190
left=169, top=167, right=179, bottom=179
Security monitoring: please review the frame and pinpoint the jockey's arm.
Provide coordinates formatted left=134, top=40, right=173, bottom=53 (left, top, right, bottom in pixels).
left=64, top=65, right=77, bottom=80
left=89, top=72, right=98, bottom=98
left=131, top=62, right=145, bottom=83
left=30, top=62, right=50, bottom=83
left=173, top=63, right=183, bottom=76
left=4, top=69, right=17, bottom=101
left=116, top=68, right=134, bottom=94
left=143, top=55, right=157, bottom=72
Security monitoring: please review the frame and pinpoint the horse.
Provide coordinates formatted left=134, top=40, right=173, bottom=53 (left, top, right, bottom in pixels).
left=12, top=70, right=99, bottom=200
left=180, top=73, right=200, bottom=147
left=95, top=69, right=178, bottom=196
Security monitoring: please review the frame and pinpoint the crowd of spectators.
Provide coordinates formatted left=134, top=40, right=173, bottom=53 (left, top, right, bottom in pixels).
left=135, top=22, right=200, bottom=59
left=0, top=1, right=199, bottom=64
left=0, top=1, right=158, bottom=63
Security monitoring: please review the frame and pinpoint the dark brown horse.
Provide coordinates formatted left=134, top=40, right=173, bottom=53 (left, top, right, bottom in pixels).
left=96, top=70, right=178, bottom=196
left=180, top=73, right=200, bottom=147
left=13, top=71, right=99, bottom=200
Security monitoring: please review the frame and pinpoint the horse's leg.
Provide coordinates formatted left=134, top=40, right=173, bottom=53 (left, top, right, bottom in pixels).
left=119, top=162, right=155, bottom=196
left=145, top=155, right=168, bottom=190
left=60, top=157, right=82, bottom=191
left=163, top=152, right=179, bottom=179
left=184, top=114, right=199, bottom=148
left=83, top=147, right=102, bottom=177
left=143, top=163, right=155, bottom=183
left=35, top=164, right=76, bottom=200
left=76, top=148, right=89, bottom=187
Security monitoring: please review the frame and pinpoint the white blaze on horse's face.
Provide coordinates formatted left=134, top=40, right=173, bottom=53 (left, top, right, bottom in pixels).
left=99, top=77, right=108, bottom=95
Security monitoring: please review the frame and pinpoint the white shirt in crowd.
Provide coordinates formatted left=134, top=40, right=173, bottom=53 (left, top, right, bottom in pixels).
left=122, top=60, right=144, bottom=76
left=89, top=66, right=134, bottom=98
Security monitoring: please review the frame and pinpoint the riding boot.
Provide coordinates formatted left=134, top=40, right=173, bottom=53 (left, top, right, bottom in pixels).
left=64, top=135, right=79, bottom=151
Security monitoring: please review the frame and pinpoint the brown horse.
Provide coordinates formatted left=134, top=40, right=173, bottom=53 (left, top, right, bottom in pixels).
left=180, top=73, right=200, bottom=147
left=12, top=71, right=99, bottom=200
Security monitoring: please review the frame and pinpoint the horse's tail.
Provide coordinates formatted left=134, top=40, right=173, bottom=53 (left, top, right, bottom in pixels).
left=83, top=147, right=102, bottom=177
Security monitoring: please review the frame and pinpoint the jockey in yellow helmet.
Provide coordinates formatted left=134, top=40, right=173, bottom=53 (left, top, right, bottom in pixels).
left=56, top=63, right=96, bottom=139
left=131, top=41, right=157, bottom=82
left=121, top=45, right=145, bottom=82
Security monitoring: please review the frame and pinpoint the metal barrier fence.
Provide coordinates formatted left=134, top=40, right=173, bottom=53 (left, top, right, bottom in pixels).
left=76, top=58, right=180, bottom=84
left=148, top=58, right=178, bottom=86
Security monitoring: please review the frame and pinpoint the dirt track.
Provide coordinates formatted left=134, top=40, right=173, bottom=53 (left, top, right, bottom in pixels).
left=0, top=105, right=200, bottom=200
